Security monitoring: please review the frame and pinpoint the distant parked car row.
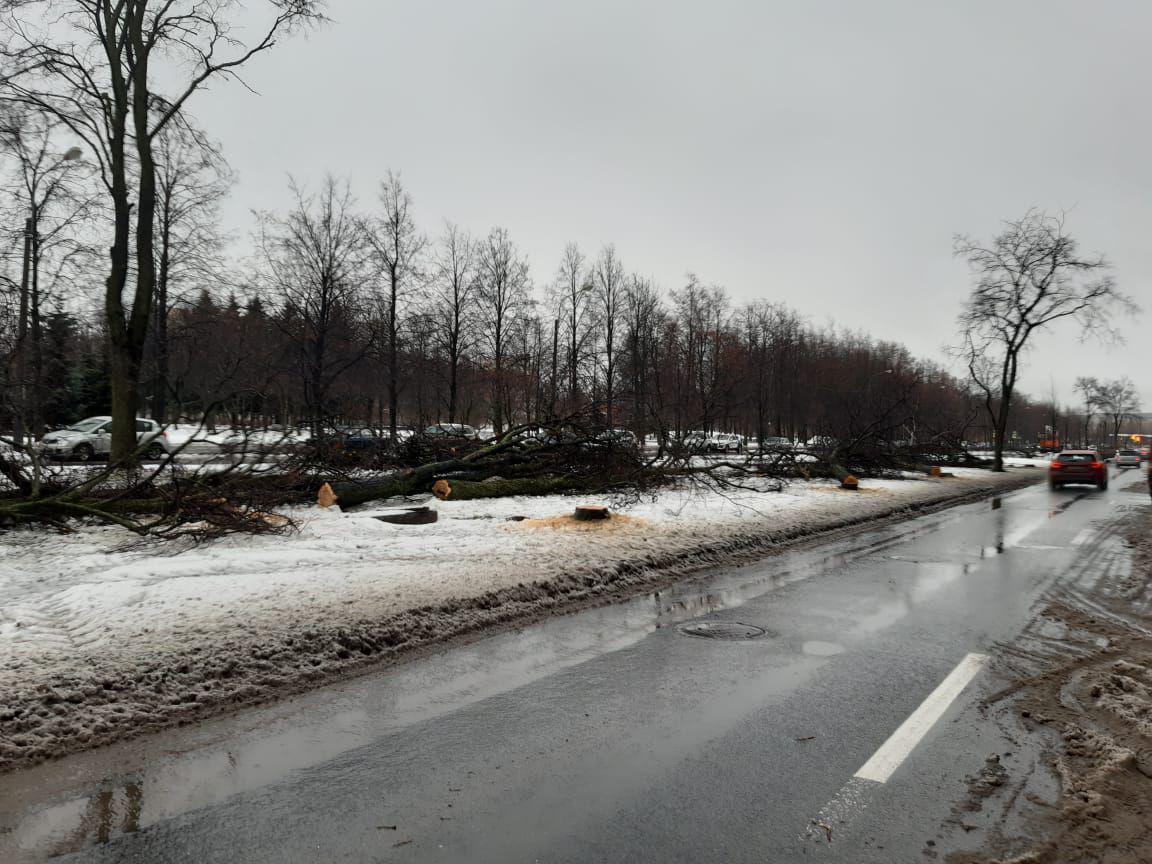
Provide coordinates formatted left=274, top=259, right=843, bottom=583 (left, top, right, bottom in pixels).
left=676, top=431, right=745, bottom=453
left=672, top=433, right=850, bottom=454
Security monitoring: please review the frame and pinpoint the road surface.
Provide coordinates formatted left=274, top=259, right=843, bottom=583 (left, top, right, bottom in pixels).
left=1, top=471, right=1144, bottom=863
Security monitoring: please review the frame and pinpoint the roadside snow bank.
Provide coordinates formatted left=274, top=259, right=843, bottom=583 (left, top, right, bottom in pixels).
left=0, top=469, right=1037, bottom=771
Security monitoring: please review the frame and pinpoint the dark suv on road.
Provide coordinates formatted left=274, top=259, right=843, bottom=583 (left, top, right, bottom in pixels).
left=1049, top=450, right=1108, bottom=490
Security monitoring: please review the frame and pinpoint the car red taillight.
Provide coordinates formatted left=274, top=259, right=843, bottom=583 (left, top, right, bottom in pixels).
left=1091, top=461, right=1103, bottom=470
left=1050, top=461, right=1063, bottom=470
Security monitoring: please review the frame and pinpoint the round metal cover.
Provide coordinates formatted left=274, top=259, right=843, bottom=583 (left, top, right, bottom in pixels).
left=677, top=621, right=767, bottom=640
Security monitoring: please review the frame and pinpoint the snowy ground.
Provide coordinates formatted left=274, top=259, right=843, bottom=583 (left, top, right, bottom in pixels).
left=967, top=450, right=1052, bottom=468
left=0, top=467, right=1039, bottom=770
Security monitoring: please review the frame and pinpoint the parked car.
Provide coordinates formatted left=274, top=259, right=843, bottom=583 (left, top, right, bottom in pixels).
left=805, top=435, right=838, bottom=450
left=1049, top=450, right=1108, bottom=490
left=706, top=432, right=744, bottom=453
left=759, top=436, right=793, bottom=451
left=37, top=416, right=168, bottom=462
left=421, top=423, right=479, bottom=440
left=676, top=430, right=709, bottom=453
left=593, top=428, right=640, bottom=449
left=511, top=426, right=559, bottom=445
left=1115, top=449, right=1142, bottom=469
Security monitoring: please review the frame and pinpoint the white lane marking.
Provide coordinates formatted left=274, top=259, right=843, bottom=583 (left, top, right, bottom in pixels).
left=1071, top=528, right=1094, bottom=547
left=854, top=652, right=988, bottom=783
left=803, top=776, right=877, bottom=844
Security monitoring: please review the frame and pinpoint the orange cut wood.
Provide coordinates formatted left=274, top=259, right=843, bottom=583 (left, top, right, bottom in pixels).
left=317, top=482, right=338, bottom=508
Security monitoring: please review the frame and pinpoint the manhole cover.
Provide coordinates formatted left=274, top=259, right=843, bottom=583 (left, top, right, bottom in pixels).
left=677, top=621, right=767, bottom=640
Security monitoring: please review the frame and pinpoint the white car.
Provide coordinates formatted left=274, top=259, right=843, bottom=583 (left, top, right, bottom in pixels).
left=707, top=432, right=744, bottom=453
left=1114, top=449, right=1142, bottom=468
left=805, top=436, right=838, bottom=450
left=37, top=416, right=169, bottom=461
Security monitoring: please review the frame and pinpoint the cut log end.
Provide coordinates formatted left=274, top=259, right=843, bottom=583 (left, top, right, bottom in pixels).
left=928, top=466, right=943, bottom=477
left=317, top=482, right=339, bottom=508
left=840, top=475, right=860, bottom=491
left=574, top=505, right=611, bottom=521
left=432, top=479, right=452, bottom=500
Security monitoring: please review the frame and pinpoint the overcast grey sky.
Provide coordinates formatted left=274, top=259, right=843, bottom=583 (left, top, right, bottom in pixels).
left=196, top=0, right=1149, bottom=413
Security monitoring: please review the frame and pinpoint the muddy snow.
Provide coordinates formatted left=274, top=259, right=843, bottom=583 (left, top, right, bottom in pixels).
left=942, top=505, right=1152, bottom=864
left=1, top=469, right=1035, bottom=771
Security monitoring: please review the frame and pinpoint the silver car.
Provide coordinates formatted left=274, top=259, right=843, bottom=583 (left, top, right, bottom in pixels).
left=707, top=432, right=744, bottom=453
left=38, top=416, right=169, bottom=462
left=1114, top=449, right=1142, bottom=468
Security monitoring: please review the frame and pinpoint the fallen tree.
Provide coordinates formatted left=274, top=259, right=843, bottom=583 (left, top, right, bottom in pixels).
left=317, top=417, right=648, bottom=509
left=0, top=401, right=981, bottom=536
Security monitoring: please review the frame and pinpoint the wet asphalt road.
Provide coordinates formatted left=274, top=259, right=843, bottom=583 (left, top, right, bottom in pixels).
left=2, top=470, right=1146, bottom=863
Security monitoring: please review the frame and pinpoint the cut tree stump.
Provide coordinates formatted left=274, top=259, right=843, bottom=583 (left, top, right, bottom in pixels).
left=574, top=505, right=611, bottom=521
left=317, top=482, right=339, bottom=508
left=373, top=507, right=438, bottom=525
left=840, top=475, right=859, bottom=491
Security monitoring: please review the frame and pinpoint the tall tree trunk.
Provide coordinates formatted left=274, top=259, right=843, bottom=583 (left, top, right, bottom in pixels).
left=550, top=318, right=559, bottom=418
left=29, top=219, right=44, bottom=438
left=151, top=219, right=172, bottom=423
left=11, top=217, right=33, bottom=447
left=109, top=12, right=159, bottom=463
left=447, top=347, right=459, bottom=424
left=492, top=333, right=504, bottom=435
left=388, top=270, right=399, bottom=441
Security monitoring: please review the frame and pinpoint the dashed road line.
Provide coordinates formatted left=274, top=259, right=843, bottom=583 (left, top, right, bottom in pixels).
left=855, top=652, right=988, bottom=783
left=804, top=652, right=988, bottom=845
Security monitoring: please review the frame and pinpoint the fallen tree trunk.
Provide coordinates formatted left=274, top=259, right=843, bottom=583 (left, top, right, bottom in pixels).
left=430, top=475, right=603, bottom=501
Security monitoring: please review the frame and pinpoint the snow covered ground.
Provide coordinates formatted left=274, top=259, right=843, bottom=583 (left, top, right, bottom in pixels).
left=0, top=467, right=1038, bottom=770
left=966, top=450, right=1052, bottom=468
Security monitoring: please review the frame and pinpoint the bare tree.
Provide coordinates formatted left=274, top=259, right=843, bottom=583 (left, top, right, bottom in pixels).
left=149, top=124, right=232, bottom=423
left=552, top=242, right=595, bottom=408
left=622, top=273, right=662, bottom=439
left=1073, top=376, right=1101, bottom=448
left=475, top=226, right=530, bottom=434
left=592, top=244, right=625, bottom=428
left=367, top=171, right=425, bottom=441
left=430, top=221, right=475, bottom=423
left=1094, top=377, right=1140, bottom=447
left=1, top=0, right=322, bottom=460
left=954, top=210, right=1134, bottom=471
left=255, top=176, right=369, bottom=434
left=0, top=108, right=96, bottom=442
